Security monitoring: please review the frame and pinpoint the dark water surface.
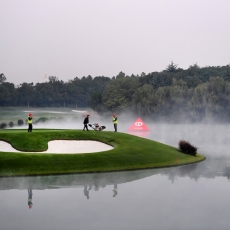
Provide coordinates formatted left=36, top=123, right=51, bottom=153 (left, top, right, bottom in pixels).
left=1, top=124, right=230, bottom=230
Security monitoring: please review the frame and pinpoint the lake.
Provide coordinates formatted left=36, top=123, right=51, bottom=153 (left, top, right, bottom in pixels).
left=0, top=110, right=230, bottom=230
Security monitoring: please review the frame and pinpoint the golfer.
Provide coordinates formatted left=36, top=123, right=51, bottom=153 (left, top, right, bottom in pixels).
left=83, top=115, right=90, bottom=131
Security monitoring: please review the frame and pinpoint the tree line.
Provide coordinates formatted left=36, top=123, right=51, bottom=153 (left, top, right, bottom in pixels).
left=1, top=62, right=230, bottom=122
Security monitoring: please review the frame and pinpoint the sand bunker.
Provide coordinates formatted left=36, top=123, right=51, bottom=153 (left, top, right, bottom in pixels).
left=0, top=140, right=113, bottom=154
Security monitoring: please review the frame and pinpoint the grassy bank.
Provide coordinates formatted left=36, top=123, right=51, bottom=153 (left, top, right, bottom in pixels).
left=0, top=129, right=205, bottom=177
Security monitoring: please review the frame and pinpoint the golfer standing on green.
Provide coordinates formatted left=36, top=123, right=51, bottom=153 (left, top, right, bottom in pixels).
left=83, top=115, right=90, bottom=131
left=112, top=114, right=118, bottom=132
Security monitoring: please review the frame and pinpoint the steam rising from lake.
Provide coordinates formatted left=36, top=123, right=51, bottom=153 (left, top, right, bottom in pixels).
left=22, top=111, right=230, bottom=156
left=6, top=108, right=229, bottom=158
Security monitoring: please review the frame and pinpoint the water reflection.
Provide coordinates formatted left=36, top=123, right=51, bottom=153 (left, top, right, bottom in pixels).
left=164, top=157, right=230, bottom=182
left=27, top=190, right=33, bottom=209
left=0, top=168, right=162, bottom=192
left=113, top=184, right=118, bottom=197
left=0, top=157, right=230, bottom=198
left=1, top=154, right=230, bottom=194
left=83, top=185, right=90, bottom=199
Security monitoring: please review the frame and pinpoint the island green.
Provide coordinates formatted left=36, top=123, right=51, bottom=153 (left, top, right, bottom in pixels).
left=0, top=129, right=205, bottom=177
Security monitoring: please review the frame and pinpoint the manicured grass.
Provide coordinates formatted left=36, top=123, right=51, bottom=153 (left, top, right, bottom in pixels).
left=0, top=129, right=205, bottom=177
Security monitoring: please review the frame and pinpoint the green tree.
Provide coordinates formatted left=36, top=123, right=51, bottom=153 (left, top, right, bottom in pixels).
left=102, top=77, right=139, bottom=112
left=66, top=78, right=84, bottom=108
left=0, top=82, right=17, bottom=106
left=17, top=83, right=34, bottom=107
left=116, top=71, right=126, bottom=79
left=187, top=63, right=200, bottom=76
left=132, top=84, right=155, bottom=117
left=48, top=76, right=59, bottom=83
left=154, top=86, right=171, bottom=116
left=34, top=82, right=54, bottom=107
left=165, top=61, right=178, bottom=73
left=89, top=92, right=104, bottom=113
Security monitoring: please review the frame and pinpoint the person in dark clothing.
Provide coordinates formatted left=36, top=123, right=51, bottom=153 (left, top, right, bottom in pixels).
left=83, top=115, right=90, bottom=131
left=28, top=113, right=33, bottom=132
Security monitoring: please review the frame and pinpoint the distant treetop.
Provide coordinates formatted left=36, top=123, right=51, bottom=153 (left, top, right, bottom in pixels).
left=0, top=73, right=6, bottom=84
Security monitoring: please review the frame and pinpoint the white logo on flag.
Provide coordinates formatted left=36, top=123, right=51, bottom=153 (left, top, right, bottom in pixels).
left=135, top=122, right=143, bottom=126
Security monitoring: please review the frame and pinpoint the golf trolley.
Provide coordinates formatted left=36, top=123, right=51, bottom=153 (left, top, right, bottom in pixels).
left=88, top=123, right=106, bottom=131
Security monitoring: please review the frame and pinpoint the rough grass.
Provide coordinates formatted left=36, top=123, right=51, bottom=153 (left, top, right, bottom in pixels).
left=179, top=140, right=198, bottom=156
left=0, top=129, right=205, bottom=177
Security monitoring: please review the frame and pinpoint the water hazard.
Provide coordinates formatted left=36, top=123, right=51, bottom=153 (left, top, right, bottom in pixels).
left=1, top=124, right=230, bottom=230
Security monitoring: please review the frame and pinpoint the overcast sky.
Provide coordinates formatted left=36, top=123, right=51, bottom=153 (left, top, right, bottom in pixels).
left=1, top=0, right=230, bottom=85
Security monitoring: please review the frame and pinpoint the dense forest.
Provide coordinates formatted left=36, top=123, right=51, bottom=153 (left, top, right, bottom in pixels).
left=1, top=62, right=230, bottom=122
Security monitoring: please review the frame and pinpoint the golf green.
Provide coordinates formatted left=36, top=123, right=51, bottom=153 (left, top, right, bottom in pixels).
left=0, top=129, right=205, bottom=177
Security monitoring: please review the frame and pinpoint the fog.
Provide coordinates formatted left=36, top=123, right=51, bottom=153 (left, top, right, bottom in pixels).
left=16, top=109, right=229, bottom=157
left=4, top=108, right=228, bottom=159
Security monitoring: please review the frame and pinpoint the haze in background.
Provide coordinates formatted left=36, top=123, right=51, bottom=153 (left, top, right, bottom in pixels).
left=1, top=0, right=230, bottom=85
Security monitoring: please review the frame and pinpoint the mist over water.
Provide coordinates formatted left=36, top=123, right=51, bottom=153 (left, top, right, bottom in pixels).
left=2, top=108, right=230, bottom=229
left=25, top=109, right=230, bottom=158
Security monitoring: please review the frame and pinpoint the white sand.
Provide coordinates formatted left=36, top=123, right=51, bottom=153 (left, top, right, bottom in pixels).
left=0, top=140, right=113, bottom=154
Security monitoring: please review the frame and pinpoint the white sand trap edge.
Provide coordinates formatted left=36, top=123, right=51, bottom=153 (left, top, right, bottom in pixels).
left=0, top=140, right=113, bottom=154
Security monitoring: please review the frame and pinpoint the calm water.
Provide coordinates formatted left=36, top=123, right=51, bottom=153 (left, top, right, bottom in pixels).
left=1, top=124, right=230, bottom=230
